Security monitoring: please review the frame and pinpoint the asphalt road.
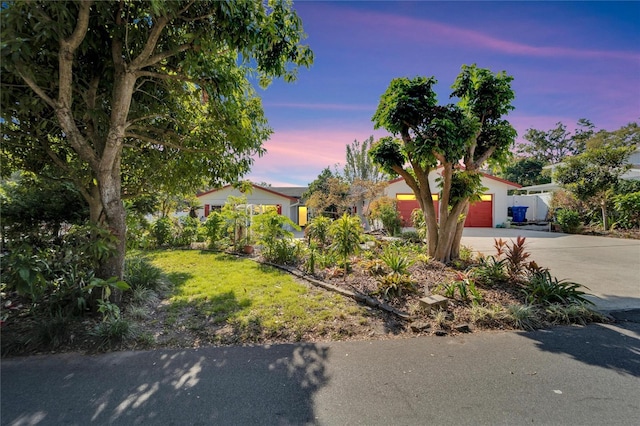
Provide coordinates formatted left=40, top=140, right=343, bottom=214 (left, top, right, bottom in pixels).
left=2, top=310, right=639, bottom=426
left=461, top=228, right=640, bottom=311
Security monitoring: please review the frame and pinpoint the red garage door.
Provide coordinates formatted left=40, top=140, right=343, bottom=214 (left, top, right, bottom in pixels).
left=396, top=194, right=438, bottom=227
left=464, top=195, right=493, bottom=227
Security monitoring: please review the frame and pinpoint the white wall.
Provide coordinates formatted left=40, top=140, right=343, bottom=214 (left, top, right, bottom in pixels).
left=197, top=186, right=295, bottom=221
left=507, top=193, right=552, bottom=222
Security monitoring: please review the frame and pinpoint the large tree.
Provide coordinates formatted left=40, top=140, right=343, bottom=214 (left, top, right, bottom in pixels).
left=371, top=65, right=516, bottom=262
left=517, top=119, right=594, bottom=164
left=499, top=157, right=551, bottom=188
left=1, top=0, right=312, bottom=281
left=343, top=136, right=388, bottom=184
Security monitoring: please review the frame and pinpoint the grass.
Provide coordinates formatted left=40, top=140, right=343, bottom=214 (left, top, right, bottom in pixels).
left=147, top=250, right=365, bottom=342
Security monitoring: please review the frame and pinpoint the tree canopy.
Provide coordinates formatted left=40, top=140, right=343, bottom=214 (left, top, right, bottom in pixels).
left=499, top=157, right=551, bottom=188
left=343, top=136, right=389, bottom=184
left=371, top=65, right=516, bottom=262
left=516, top=119, right=594, bottom=165
left=554, top=123, right=638, bottom=230
left=1, top=0, right=313, bottom=280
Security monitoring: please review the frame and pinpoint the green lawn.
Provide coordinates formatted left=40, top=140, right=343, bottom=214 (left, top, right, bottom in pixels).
left=147, top=250, right=366, bottom=342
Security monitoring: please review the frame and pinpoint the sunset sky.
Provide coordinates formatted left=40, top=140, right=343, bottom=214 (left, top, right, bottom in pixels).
left=246, top=1, right=640, bottom=187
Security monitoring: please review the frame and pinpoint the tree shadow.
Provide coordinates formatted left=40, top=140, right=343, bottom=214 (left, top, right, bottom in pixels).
left=1, top=343, right=331, bottom=425
left=518, top=309, right=640, bottom=377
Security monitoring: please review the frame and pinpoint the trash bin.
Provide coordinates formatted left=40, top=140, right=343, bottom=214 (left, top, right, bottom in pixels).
left=511, top=206, right=528, bottom=223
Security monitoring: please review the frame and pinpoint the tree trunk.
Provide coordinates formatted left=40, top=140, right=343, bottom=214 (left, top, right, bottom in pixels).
left=433, top=200, right=468, bottom=263
left=450, top=202, right=469, bottom=260
left=601, top=201, right=609, bottom=231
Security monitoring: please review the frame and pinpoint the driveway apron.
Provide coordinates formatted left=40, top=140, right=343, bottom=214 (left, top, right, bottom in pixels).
left=461, top=228, right=640, bottom=311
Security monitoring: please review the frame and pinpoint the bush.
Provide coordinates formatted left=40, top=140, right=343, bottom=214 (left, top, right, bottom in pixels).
left=613, top=191, right=640, bottom=229
left=152, top=217, right=175, bottom=246
left=368, top=197, right=401, bottom=235
left=410, top=208, right=427, bottom=239
left=174, top=216, right=200, bottom=246
left=124, top=256, right=163, bottom=291
left=555, top=209, right=581, bottom=233
left=470, top=255, right=508, bottom=285
left=376, top=273, right=417, bottom=300
left=203, top=211, right=225, bottom=248
left=305, top=216, right=332, bottom=248
left=329, top=213, right=362, bottom=271
left=523, top=270, right=593, bottom=306
left=380, top=245, right=414, bottom=275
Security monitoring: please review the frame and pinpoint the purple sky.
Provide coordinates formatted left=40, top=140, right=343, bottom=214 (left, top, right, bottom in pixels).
left=246, top=1, right=640, bottom=187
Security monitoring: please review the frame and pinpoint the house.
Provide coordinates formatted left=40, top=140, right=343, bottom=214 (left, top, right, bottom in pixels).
left=515, top=146, right=640, bottom=221
left=196, top=184, right=309, bottom=227
left=384, top=172, right=521, bottom=228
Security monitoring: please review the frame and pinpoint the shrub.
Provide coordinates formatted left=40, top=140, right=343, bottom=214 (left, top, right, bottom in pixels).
left=124, top=256, right=163, bottom=291
left=613, top=192, right=640, bottom=229
left=506, top=304, right=541, bottom=330
left=253, top=209, right=300, bottom=261
left=470, top=255, right=508, bottom=285
left=262, top=239, right=303, bottom=265
left=523, top=270, right=593, bottom=306
left=400, top=230, right=422, bottom=243
left=380, top=245, right=414, bottom=275
left=377, top=273, right=417, bottom=300
left=368, top=197, right=401, bottom=235
left=329, top=213, right=362, bottom=271
left=175, top=216, right=200, bottom=246
left=203, top=211, right=225, bottom=249
left=410, top=208, right=427, bottom=241
left=556, top=209, right=581, bottom=233
left=504, top=236, right=530, bottom=279
left=152, top=217, right=175, bottom=246
left=305, top=215, right=332, bottom=248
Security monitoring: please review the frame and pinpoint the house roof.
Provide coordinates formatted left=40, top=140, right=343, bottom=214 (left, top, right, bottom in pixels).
left=518, top=182, right=561, bottom=193
left=197, top=184, right=306, bottom=202
left=388, top=169, right=522, bottom=188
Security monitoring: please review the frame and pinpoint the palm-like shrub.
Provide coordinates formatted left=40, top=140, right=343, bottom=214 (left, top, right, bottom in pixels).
left=523, top=270, right=593, bottom=306
left=252, top=209, right=301, bottom=264
left=305, top=215, right=332, bottom=248
left=329, top=213, right=362, bottom=271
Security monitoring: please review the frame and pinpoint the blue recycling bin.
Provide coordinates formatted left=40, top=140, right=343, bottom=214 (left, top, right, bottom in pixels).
left=511, top=206, right=528, bottom=223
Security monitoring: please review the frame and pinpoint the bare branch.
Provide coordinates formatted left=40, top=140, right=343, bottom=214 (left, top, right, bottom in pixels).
left=15, top=69, right=56, bottom=108
left=139, top=43, right=192, bottom=68
left=130, top=16, right=169, bottom=69
left=58, top=0, right=93, bottom=108
left=125, top=132, right=219, bottom=154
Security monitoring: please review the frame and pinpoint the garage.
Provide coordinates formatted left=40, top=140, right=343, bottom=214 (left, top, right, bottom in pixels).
left=396, top=194, right=438, bottom=227
left=384, top=174, right=520, bottom=229
left=395, top=194, right=493, bottom=228
left=464, top=194, right=493, bottom=227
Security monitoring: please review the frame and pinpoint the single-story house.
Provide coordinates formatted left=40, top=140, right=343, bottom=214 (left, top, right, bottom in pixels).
left=384, top=171, right=521, bottom=228
left=515, top=146, right=640, bottom=221
left=196, top=184, right=309, bottom=227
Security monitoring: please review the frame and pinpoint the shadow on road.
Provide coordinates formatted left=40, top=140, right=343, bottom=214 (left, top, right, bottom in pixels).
left=1, top=343, right=330, bottom=425
left=518, top=310, right=640, bottom=378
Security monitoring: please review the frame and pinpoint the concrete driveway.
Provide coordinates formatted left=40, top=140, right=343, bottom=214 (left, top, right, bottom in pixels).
left=461, top=228, right=640, bottom=312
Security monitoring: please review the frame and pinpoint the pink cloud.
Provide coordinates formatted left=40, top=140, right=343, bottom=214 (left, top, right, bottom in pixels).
left=246, top=127, right=390, bottom=186
left=330, top=6, right=640, bottom=62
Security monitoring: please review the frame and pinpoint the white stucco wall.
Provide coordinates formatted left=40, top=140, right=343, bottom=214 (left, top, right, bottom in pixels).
left=196, top=186, right=296, bottom=221
left=508, top=193, right=553, bottom=222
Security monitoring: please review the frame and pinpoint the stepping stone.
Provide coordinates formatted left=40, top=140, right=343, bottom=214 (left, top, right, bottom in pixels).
left=419, top=295, right=449, bottom=313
